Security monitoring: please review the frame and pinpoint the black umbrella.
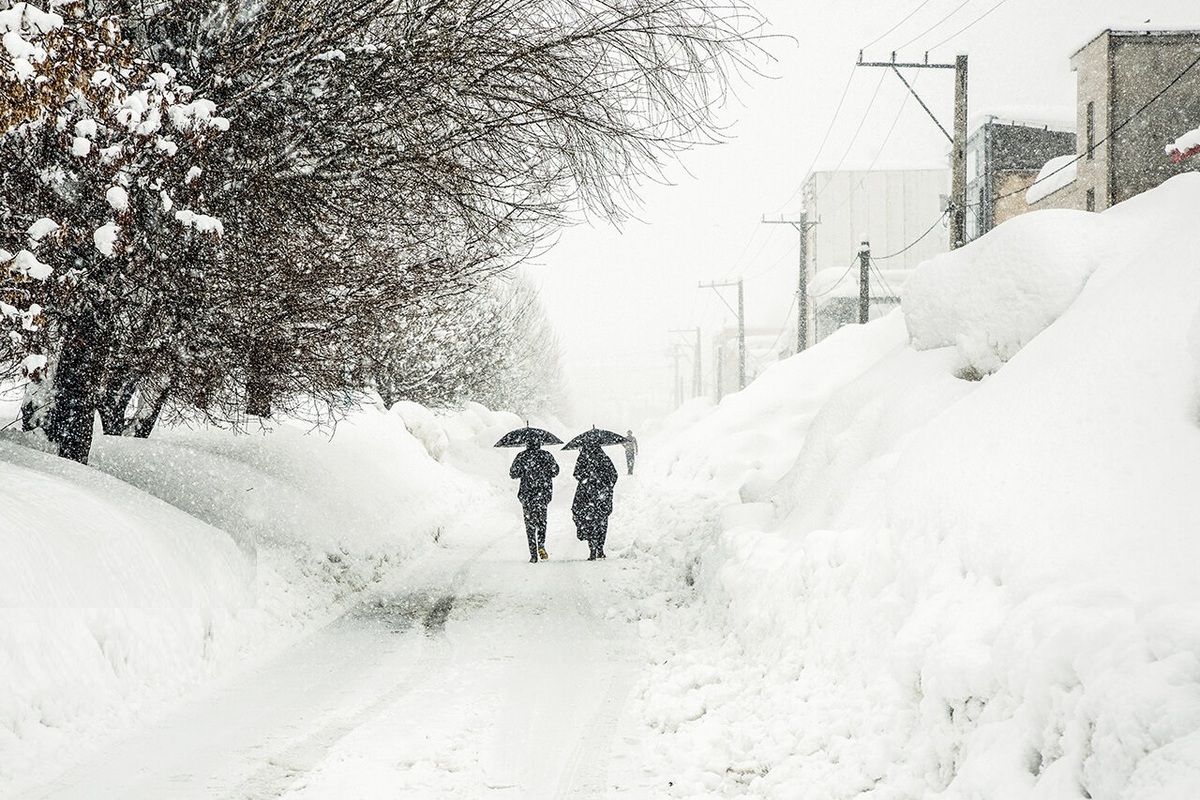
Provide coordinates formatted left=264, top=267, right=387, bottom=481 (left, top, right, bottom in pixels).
left=493, top=426, right=563, bottom=448
left=561, top=427, right=628, bottom=450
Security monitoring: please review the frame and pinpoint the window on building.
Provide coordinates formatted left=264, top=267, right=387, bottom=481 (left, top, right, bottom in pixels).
left=1086, top=101, right=1095, bottom=160
left=1086, top=187, right=1095, bottom=211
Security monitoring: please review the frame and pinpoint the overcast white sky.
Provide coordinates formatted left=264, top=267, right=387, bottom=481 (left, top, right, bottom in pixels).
left=527, top=0, right=1197, bottom=430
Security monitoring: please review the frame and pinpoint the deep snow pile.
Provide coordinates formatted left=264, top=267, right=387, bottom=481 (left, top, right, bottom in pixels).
left=626, top=174, right=1200, bottom=799
left=0, top=401, right=524, bottom=795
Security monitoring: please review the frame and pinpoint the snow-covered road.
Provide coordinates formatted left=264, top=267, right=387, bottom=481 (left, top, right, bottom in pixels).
left=25, top=503, right=653, bottom=800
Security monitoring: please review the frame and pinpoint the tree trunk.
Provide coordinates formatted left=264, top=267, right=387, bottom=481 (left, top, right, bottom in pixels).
left=245, top=347, right=273, bottom=418
left=47, top=316, right=106, bottom=465
left=98, top=374, right=139, bottom=436
left=124, top=378, right=173, bottom=438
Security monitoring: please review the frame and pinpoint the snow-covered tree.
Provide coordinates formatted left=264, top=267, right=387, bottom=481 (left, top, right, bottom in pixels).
left=88, top=0, right=764, bottom=423
left=367, top=274, right=567, bottom=418
left=2, top=0, right=764, bottom=455
left=0, top=0, right=227, bottom=462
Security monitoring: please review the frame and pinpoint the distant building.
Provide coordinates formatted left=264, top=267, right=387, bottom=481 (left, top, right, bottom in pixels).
left=965, top=119, right=1075, bottom=241
left=809, top=263, right=908, bottom=342
left=802, top=169, right=947, bottom=343
left=1030, top=29, right=1200, bottom=213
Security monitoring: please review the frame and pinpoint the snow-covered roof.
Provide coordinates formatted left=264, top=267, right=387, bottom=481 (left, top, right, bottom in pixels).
left=1026, top=154, right=1077, bottom=204
left=1166, top=124, right=1200, bottom=163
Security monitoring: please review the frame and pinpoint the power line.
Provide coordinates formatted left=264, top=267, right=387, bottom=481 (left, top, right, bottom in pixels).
left=927, top=0, right=1012, bottom=52
left=770, top=67, right=858, bottom=215
left=763, top=292, right=798, bottom=357
left=741, top=238, right=798, bottom=282
left=809, top=260, right=856, bottom=299
left=898, top=0, right=972, bottom=52
left=861, top=0, right=935, bottom=52
left=869, top=258, right=901, bottom=299
left=984, top=46, right=1200, bottom=207
left=729, top=224, right=783, bottom=281
left=810, top=69, right=889, bottom=206
left=872, top=210, right=950, bottom=260
left=724, top=223, right=769, bottom=276
left=812, top=70, right=921, bottom=221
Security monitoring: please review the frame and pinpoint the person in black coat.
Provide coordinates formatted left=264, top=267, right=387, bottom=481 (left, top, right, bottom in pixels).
left=510, top=442, right=560, bottom=562
left=571, top=441, right=618, bottom=560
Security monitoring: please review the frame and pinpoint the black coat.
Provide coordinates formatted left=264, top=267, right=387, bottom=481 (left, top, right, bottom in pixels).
left=571, top=446, right=617, bottom=520
left=510, top=447, right=559, bottom=504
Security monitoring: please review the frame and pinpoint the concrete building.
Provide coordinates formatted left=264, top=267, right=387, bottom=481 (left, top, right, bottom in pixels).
left=965, top=119, right=1075, bottom=241
left=1030, top=29, right=1200, bottom=213
left=802, top=169, right=948, bottom=344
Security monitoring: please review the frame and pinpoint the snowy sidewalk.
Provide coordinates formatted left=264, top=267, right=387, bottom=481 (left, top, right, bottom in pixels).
left=21, top=490, right=657, bottom=800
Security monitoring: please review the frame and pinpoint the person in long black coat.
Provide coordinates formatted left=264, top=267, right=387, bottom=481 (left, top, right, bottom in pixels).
left=571, top=441, right=618, bottom=560
left=510, top=442, right=559, bottom=563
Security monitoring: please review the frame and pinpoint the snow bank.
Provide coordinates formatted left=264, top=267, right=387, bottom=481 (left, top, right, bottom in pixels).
left=647, top=312, right=910, bottom=506
left=902, top=208, right=1105, bottom=376
left=628, top=173, right=1200, bottom=798
left=0, top=404, right=496, bottom=794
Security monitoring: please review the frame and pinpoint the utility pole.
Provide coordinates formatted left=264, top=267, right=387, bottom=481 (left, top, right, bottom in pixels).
left=858, top=240, right=871, bottom=324
left=669, top=327, right=702, bottom=398
left=667, top=344, right=685, bottom=406
left=857, top=51, right=968, bottom=249
left=693, top=327, right=701, bottom=396
left=700, top=279, right=745, bottom=391
left=951, top=54, right=968, bottom=249
left=762, top=213, right=818, bottom=353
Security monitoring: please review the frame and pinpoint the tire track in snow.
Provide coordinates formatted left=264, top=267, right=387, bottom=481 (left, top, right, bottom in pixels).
left=231, top=534, right=503, bottom=799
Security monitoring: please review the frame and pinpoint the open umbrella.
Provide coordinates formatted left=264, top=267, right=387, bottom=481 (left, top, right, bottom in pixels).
left=493, top=426, right=563, bottom=448
left=561, top=427, right=627, bottom=450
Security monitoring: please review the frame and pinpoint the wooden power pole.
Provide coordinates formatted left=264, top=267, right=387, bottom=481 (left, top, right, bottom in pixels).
left=670, top=327, right=702, bottom=397
left=762, top=213, right=818, bottom=352
left=700, top=279, right=745, bottom=390
left=857, top=51, right=968, bottom=249
left=858, top=240, right=871, bottom=324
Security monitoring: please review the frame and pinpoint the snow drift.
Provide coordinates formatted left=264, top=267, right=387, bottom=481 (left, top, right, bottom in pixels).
left=631, top=173, right=1200, bottom=798
left=0, top=405, right=503, bottom=795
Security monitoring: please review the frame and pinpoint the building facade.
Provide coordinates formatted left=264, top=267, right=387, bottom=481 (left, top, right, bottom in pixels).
left=965, top=120, right=1075, bottom=241
left=802, top=169, right=948, bottom=344
left=1031, top=29, right=1200, bottom=213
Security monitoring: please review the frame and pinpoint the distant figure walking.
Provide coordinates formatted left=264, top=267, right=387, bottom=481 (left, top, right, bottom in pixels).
left=571, top=441, right=618, bottom=560
left=622, top=430, right=638, bottom=475
left=509, top=442, right=559, bottom=563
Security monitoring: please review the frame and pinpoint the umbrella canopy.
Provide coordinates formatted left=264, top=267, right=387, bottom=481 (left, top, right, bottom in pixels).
left=561, top=428, right=628, bottom=450
left=493, top=426, right=563, bottom=448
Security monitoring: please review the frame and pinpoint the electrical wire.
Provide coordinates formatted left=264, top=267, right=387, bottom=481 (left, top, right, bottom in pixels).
left=724, top=223, right=770, bottom=276
left=872, top=210, right=950, bottom=260
left=810, top=68, right=889, bottom=206
left=898, top=0, right=972, bottom=52
left=763, top=292, right=798, bottom=356
left=769, top=66, right=858, bottom=215
left=741, top=238, right=799, bottom=282
left=812, top=70, right=920, bottom=221
left=728, top=224, right=783, bottom=281
left=861, top=0, right=935, bottom=52
left=984, top=46, right=1200, bottom=207
left=926, top=0, right=1012, bottom=52
left=809, top=259, right=857, bottom=299
left=869, top=258, right=901, bottom=300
